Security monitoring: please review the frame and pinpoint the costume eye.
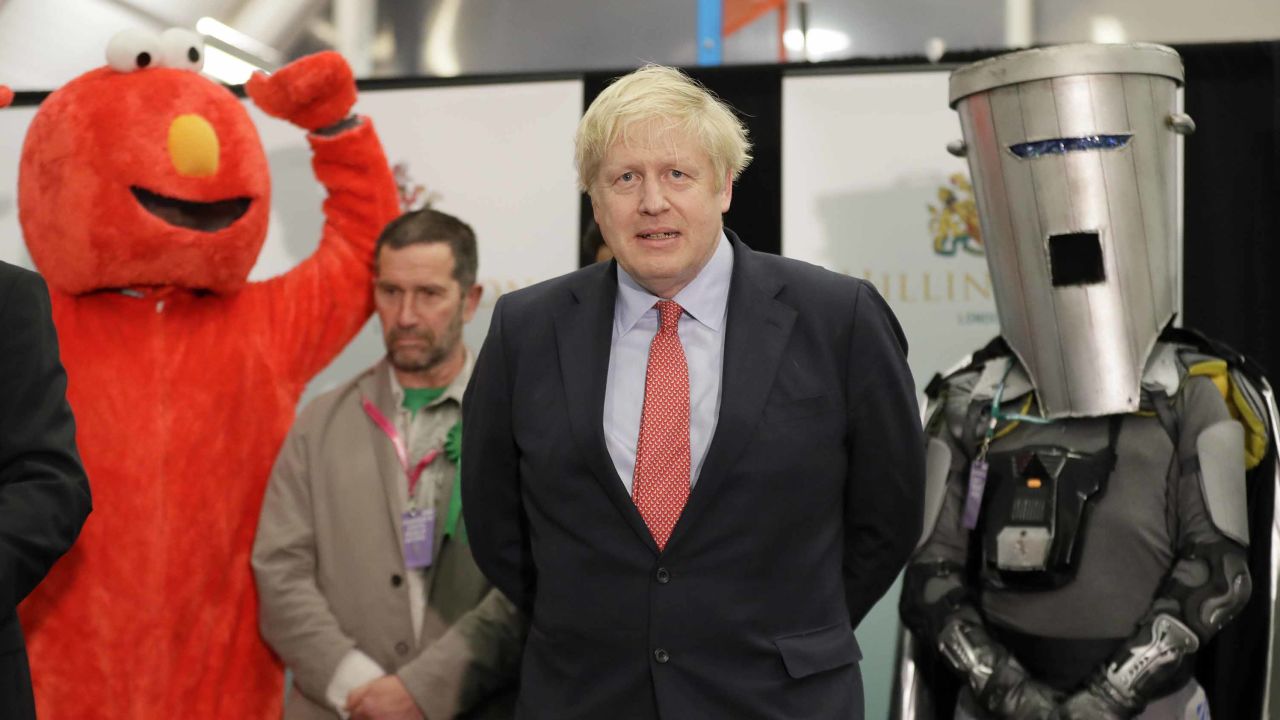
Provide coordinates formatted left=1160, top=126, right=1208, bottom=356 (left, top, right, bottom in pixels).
left=106, top=29, right=162, bottom=72
left=1008, top=134, right=1131, bottom=159
left=159, top=28, right=205, bottom=71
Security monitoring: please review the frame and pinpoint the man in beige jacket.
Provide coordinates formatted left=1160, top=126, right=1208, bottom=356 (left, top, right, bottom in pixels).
left=253, top=208, right=524, bottom=720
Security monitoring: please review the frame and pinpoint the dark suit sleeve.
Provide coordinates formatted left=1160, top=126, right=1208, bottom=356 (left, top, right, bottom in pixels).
left=841, top=281, right=924, bottom=627
left=461, top=296, right=534, bottom=612
left=0, top=268, right=91, bottom=611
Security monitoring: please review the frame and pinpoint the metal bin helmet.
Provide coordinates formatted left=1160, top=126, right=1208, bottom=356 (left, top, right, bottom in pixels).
left=949, top=43, right=1193, bottom=418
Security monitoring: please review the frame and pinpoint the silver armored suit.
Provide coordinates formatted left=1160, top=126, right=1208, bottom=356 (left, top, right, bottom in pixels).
left=901, top=341, right=1256, bottom=720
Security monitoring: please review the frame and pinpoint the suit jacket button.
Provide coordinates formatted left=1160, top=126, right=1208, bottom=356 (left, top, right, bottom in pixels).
left=396, top=641, right=410, bottom=656
left=391, top=573, right=403, bottom=587
left=653, top=648, right=670, bottom=664
left=655, top=567, right=670, bottom=584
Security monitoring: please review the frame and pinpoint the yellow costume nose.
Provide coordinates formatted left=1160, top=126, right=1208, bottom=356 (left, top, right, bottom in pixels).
left=168, top=114, right=220, bottom=177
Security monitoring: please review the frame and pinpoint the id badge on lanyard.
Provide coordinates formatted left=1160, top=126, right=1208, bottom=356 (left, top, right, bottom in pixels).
left=363, top=397, right=442, bottom=569
left=963, top=417, right=995, bottom=530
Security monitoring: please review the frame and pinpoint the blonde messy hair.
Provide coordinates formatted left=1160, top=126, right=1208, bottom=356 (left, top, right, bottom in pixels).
left=574, top=64, right=753, bottom=193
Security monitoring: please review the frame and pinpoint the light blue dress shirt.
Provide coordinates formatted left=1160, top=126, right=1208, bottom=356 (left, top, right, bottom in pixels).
left=604, top=232, right=733, bottom=494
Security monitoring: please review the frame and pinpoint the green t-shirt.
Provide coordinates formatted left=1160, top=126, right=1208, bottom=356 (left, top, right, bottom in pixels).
left=402, top=386, right=447, bottom=415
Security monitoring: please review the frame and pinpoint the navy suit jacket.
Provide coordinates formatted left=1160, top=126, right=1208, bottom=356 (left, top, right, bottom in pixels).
left=0, top=262, right=90, bottom=719
left=462, top=232, right=924, bottom=719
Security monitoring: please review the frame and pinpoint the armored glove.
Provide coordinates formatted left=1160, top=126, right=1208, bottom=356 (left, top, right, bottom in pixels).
left=1051, top=675, right=1136, bottom=720
left=939, top=615, right=1063, bottom=720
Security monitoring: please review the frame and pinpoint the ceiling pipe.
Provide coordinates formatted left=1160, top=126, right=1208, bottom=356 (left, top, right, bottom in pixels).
left=229, top=0, right=325, bottom=60
left=1005, top=0, right=1033, bottom=48
left=333, top=0, right=375, bottom=76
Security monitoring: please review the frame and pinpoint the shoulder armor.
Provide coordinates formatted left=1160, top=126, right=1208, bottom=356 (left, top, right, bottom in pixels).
left=1137, top=340, right=1271, bottom=469
left=1177, top=346, right=1271, bottom=470
left=1196, top=419, right=1250, bottom=545
left=1157, top=327, right=1275, bottom=454
left=930, top=342, right=1030, bottom=447
left=969, top=355, right=1033, bottom=404
left=937, top=367, right=981, bottom=445
left=918, top=437, right=954, bottom=549
left=1141, top=341, right=1183, bottom=396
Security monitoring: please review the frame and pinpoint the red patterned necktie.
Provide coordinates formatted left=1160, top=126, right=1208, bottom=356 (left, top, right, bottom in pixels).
left=632, top=300, right=691, bottom=551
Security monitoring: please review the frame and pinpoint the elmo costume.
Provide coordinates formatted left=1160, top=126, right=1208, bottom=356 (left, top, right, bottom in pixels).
left=15, top=29, right=400, bottom=718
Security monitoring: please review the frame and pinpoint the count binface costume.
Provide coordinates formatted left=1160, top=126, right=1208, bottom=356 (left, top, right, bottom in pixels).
left=15, top=29, right=400, bottom=718
left=897, top=44, right=1280, bottom=720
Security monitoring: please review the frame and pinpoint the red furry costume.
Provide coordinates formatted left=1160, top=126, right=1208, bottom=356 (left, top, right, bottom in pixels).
left=14, top=47, right=400, bottom=717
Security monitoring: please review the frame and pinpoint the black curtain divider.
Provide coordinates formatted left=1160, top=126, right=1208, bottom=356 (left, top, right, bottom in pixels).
left=1160, top=42, right=1277, bottom=720
left=1180, top=42, right=1280, bottom=378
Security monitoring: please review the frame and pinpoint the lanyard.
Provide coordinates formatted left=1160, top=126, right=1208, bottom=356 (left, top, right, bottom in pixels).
left=362, top=397, right=441, bottom=501
left=977, top=358, right=1054, bottom=459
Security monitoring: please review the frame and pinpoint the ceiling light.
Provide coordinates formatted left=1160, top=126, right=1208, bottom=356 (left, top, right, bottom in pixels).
left=196, top=16, right=282, bottom=66
left=202, top=45, right=262, bottom=85
left=1090, top=16, right=1127, bottom=44
left=783, top=28, right=851, bottom=60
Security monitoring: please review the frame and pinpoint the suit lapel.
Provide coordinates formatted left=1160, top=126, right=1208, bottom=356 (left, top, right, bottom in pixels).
left=668, top=237, right=796, bottom=550
left=554, top=263, right=660, bottom=554
left=357, top=365, right=409, bottom=566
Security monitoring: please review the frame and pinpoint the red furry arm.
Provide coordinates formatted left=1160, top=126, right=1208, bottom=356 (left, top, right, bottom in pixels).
left=250, top=118, right=401, bottom=383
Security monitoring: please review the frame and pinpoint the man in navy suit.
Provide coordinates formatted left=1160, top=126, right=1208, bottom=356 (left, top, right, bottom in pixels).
left=0, top=261, right=91, bottom=718
left=462, top=65, right=924, bottom=719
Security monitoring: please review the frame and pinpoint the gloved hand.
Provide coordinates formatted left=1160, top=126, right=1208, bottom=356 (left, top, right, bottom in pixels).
left=0, top=86, right=13, bottom=108
left=246, top=50, right=357, bottom=132
left=976, top=653, right=1063, bottom=720
left=1051, top=676, right=1137, bottom=720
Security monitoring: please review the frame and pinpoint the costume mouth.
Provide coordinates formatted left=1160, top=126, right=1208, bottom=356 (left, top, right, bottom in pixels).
left=131, top=186, right=251, bottom=232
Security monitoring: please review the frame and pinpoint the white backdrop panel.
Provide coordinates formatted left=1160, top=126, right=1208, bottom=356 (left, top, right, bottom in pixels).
left=784, top=70, right=997, bottom=389
left=0, top=104, right=39, bottom=269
